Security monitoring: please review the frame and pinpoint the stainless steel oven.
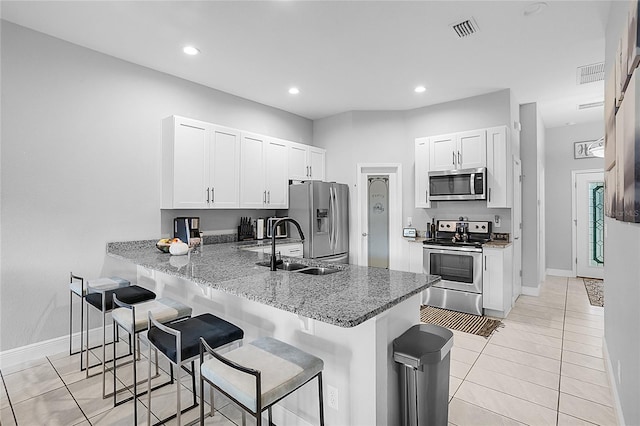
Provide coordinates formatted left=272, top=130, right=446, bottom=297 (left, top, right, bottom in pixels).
left=423, top=244, right=483, bottom=315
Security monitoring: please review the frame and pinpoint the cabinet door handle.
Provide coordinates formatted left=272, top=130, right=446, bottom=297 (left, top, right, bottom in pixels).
left=488, top=188, right=491, bottom=202
left=267, top=191, right=270, bottom=204
left=458, top=151, right=462, bottom=165
left=309, top=166, right=312, bottom=177
left=306, top=166, right=310, bottom=177
left=425, top=190, right=428, bottom=203
left=206, top=188, right=210, bottom=203
left=263, top=191, right=266, bottom=203
left=484, top=255, right=487, bottom=271
left=212, top=187, right=214, bottom=203
left=452, top=151, right=456, bottom=166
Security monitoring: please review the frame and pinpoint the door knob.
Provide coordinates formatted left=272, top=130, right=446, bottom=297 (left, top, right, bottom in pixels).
left=362, top=233, right=368, bottom=237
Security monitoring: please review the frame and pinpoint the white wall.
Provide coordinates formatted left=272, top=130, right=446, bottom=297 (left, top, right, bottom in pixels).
left=0, top=22, right=313, bottom=350
left=603, top=2, right=640, bottom=425
left=314, top=90, right=515, bottom=266
left=520, top=103, right=546, bottom=291
left=545, top=122, right=604, bottom=272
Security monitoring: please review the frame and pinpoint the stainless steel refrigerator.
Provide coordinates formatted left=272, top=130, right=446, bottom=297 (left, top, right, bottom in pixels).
left=288, top=181, right=349, bottom=263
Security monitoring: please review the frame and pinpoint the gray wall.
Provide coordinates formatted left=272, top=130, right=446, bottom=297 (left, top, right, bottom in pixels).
left=545, top=122, right=604, bottom=272
left=603, top=2, right=640, bottom=425
left=0, top=22, right=313, bottom=350
left=314, top=90, right=515, bottom=263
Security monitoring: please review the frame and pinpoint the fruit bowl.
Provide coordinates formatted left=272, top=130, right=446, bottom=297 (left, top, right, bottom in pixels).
left=156, top=238, right=182, bottom=253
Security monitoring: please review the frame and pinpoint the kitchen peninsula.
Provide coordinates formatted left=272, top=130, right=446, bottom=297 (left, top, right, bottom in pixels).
left=105, top=239, right=439, bottom=426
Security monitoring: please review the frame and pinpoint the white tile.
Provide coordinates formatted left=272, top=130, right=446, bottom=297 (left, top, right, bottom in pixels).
left=67, top=368, right=131, bottom=419
left=474, top=353, right=560, bottom=389
left=564, top=316, right=604, bottom=330
left=48, top=350, right=101, bottom=386
left=3, top=361, right=65, bottom=404
left=450, top=376, right=463, bottom=399
left=0, top=376, right=10, bottom=410
left=564, top=322, right=603, bottom=338
left=564, top=310, right=605, bottom=323
left=88, top=399, right=157, bottom=425
left=560, top=376, right=613, bottom=407
left=504, top=313, right=564, bottom=330
left=450, top=360, right=473, bottom=380
left=492, top=327, right=562, bottom=349
left=0, top=357, right=49, bottom=376
left=465, top=367, right=559, bottom=409
left=451, top=330, right=488, bottom=353
left=563, top=340, right=603, bottom=358
left=561, top=362, right=609, bottom=388
left=451, top=346, right=481, bottom=365
left=516, top=295, right=566, bottom=309
left=559, top=392, right=617, bottom=425
left=502, top=319, right=564, bottom=339
left=557, top=412, right=598, bottom=425
left=1, top=407, right=16, bottom=426
left=12, top=387, right=86, bottom=426
left=563, top=331, right=602, bottom=348
left=483, top=343, right=561, bottom=374
left=455, top=381, right=557, bottom=425
left=448, top=398, right=525, bottom=426
left=489, top=333, right=562, bottom=360
left=562, top=351, right=605, bottom=372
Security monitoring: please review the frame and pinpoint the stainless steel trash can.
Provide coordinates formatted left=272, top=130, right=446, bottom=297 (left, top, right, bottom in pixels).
left=393, top=324, right=454, bottom=426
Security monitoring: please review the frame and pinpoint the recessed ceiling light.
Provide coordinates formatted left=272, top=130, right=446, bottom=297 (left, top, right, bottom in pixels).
left=414, top=86, right=426, bottom=93
left=183, top=46, right=200, bottom=55
left=288, top=87, right=300, bottom=95
left=524, top=2, right=547, bottom=16
left=566, top=122, right=576, bottom=126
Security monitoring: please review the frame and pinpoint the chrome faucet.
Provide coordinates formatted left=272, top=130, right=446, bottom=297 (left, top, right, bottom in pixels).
left=270, top=217, right=305, bottom=271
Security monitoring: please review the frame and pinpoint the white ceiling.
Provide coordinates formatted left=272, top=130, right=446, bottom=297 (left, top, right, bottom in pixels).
left=1, top=1, right=610, bottom=128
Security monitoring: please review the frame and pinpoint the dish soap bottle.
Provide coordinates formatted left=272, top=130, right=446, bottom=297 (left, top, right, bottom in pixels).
left=430, top=218, right=436, bottom=240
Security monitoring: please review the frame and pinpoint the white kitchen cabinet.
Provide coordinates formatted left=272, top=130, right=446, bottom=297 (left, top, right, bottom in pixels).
left=486, top=126, right=512, bottom=208
left=414, top=137, right=431, bottom=208
left=162, top=116, right=240, bottom=209
left=429, top=129, right=486, bottom=171
left=240, top=133, right=289, bottom=209
left=288, top=142, right=325, bottom=181
left=408, top=242, right=424, bottom=273
left=241, top=242, right=303, bottom=258
left=482, top=245, right=513, bottom=318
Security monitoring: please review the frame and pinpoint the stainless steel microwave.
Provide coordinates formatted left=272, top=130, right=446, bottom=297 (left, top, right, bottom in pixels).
left=428, top=167, right=486, bottom=201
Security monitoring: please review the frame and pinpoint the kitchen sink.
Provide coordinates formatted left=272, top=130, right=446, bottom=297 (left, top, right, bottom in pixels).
left=256, top=261, right=308, bottom=271
left=296, top=267, right=340, bottom=275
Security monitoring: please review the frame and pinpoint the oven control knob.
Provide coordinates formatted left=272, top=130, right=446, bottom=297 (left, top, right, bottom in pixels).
left=446, top=224, right=451, bottom=228
left=481, top=225, right=486, bottom=229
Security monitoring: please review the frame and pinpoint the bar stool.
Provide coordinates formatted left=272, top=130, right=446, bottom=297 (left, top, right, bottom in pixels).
left=199, top=336, right=324, bottom=426
left=146, top=312, right=244, bottom=426
left=69, top=273, right=130, bottom=370
left=111, top=295, right=193, bottom=423
left=84, top=282, right=156, bottom=398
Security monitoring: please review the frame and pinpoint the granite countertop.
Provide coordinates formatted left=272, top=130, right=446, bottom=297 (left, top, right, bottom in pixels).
left=483, top=241, right=513, bottom=248
left=106, top=239, right=439, bottom=328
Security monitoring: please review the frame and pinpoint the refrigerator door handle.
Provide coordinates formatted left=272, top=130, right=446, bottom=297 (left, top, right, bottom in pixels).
left=328, top=186, right=334, bottom=249
left=332, top=186, right=338, bottom=251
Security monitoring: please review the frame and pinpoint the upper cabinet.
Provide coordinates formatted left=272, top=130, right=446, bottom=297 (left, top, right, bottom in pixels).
left=415, top=125, right=511, bottom=209
left=162, top=115, right=322, bottom=210
left=162, top=116, right=240, bottom=209
left=429, top=130, right=486, bottom=171
left=414, top=137, right=430, bottom=208
left=486, top=126, right=512, bottom=208
left=288, top=142, right=325, bottom=181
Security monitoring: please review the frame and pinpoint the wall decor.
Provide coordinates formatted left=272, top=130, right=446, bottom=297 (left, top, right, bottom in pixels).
left=574, top=140, right=599, bottom=159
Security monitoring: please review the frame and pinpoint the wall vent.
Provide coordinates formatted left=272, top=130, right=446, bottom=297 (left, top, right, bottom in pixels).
left=450, top=18, right=479, bottom=38
left=577, top=101, right=604, bottom=110
left=577, top=62, right=605, bottom=84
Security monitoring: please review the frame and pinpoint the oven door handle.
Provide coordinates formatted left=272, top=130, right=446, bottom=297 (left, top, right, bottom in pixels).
left=423, top=245, right=483, bottom=253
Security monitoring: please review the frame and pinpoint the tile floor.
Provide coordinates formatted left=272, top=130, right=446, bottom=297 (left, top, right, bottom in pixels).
left=0, top=275, right=615, bottom=425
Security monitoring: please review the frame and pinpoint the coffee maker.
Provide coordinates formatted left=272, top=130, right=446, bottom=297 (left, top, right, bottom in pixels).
left=174, top=217, right=200, bottom=244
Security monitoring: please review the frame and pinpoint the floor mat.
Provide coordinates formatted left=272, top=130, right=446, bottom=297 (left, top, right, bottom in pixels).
left=420, top=305, right=503, bottom=338
left=583, top=278, right=604, bottom=307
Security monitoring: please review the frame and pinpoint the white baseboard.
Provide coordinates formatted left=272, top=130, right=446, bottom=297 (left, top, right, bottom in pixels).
left=546, top=268, right=574, bottom=277
left=603, top=337, right=626, bottom=426
left=521, top=285, right=540, bottom=296
left=0, top=325, right=112, bottom=369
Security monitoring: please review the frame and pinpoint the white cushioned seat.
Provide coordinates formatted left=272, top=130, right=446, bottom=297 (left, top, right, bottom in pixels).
left=70, top=276, right=130, bottom=296
left=112, top=297, right=192, bottom=333
left=200, top=336, right=323, bottom=413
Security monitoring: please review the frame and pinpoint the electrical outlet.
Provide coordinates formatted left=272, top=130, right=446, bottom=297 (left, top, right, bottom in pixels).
left=494, top=215, right=501, bottom=228
left=327, top=385, right=338, bottom=410
left=617, top=360, right=621, bottom=384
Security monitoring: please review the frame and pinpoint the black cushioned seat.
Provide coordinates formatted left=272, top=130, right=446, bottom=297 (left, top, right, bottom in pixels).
left=148, top=313, right=244, bottom=363
left=85, top=285, right=156, bottom=311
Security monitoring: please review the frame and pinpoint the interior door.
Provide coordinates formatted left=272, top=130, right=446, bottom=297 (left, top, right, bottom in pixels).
left=576, top=171, right=605, bottom=279
left=368, top=176, right=389, bottom=268
left=512, top=158, right=522, bottom=302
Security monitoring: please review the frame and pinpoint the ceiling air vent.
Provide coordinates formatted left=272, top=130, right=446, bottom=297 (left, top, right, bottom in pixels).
left=577, top=101, right=604, bottom=110
left=576, top=62, right=605, bottom=85
left=450, top=18, right=479, bottom=38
